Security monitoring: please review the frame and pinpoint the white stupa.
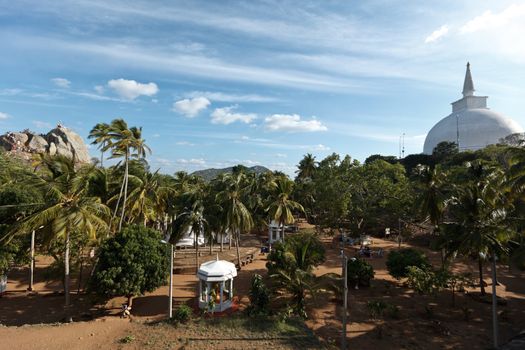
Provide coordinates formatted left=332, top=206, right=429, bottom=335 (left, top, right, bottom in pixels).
left=423, top=63, right=523, bottom=154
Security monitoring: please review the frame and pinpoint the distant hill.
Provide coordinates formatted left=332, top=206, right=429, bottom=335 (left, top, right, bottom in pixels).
left=192, top=165, right=271, bottom=181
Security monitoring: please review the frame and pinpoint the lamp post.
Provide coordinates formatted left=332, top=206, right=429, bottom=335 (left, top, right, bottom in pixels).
left=161, top=235, right=174, bottom=319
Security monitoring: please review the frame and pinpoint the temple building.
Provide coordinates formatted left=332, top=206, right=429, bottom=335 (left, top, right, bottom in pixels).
left=423, top=63, right=523, bottom=154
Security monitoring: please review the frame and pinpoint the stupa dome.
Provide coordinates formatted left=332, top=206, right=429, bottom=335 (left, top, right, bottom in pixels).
left=423, top=63, right=523, bottom=154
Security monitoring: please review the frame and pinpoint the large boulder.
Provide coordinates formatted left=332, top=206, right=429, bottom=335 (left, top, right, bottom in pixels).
left=27, top=134, right=48, bottom=153
left=45, top=126, right=91, bottom=163
left=0, top=125, right=91, bottom=164
left=0, top=132, right=29, bottom=151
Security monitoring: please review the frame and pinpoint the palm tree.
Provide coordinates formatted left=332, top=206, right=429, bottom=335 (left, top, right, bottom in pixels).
left=266, top=177, right=304, bottom=242
left=446, top=162, right=512, bottom=295
left=296, top=153, right=317, bottom=181
left=125, top=170, right=167, bottom=226
left=8, top=155, right=109, bottom=321
left=216, top=173, right=253, bottom=268
left=102, top=119, right=151, bottom=232
left=88, top=123, right=111, bottom=167
left=177, top=201, right=206, bottom=273
left=416, top=165, right=447, bottom=229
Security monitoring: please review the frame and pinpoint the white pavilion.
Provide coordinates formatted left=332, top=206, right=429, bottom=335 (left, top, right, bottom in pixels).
left=197, top=257, right=237, bottom=312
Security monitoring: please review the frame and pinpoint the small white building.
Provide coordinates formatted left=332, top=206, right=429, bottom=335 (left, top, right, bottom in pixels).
left=268, top=220, right=284, bottom=244
left=197, top=257, right=237, bottom=312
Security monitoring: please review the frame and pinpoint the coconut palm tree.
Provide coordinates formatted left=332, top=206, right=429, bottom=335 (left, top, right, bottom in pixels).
left=445, top=162, right=512, bottom=295
left=296, top=153, right=317, bottom=181
left=216, top=173, right=253, bottom=268
left=88, top=123, right=111, bottom=167
left=102, top=119, right=151, bottom=232
left=266, top=177, right=304, bottom=242
left=7, top=155, right=109, bottom=321
left=177, top=200, right=206, bottom=273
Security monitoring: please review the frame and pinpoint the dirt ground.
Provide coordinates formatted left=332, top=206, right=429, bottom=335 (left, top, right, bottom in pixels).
left=1, top=229, right=524, bottom=349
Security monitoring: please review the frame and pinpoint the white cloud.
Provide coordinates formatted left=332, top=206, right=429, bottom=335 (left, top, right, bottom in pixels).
left=176, top=141, right=195, bottom=146
left=0, top=88, right=22, bottom=96
left=425, top=25, right=449, bottom=43
left=152, top=133, right=161, bottom=138
left=0, top=112, right=10, bottom=120
left=264, top=114, right=327, bottom=132
left=460, top=5, right=525, bottom=34
left=51, top=77, right=71, bottom=88
left=311, top=144, right=330, bottom=151
left=172, top=97, right=210, bottom=118
left=275, top=153, right=287, bottom=158
left=177, top=158, right=206, bottom=165
left=94, top=85, right=105, bottom=94
left=184, top=91, right=278, bottom=103
left=107, top=78, right=159, bottom=100
left=211, top=106, right=257, bottom=125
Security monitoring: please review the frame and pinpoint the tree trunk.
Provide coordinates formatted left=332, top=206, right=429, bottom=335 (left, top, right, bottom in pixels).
left=491, top=255, right=499, bottom=349
left=100, top=150, right=104, bottom=167
left=64, top=230, right=72, bottom=322
left=119, top=150, right=129, bottom=232
left=236, top=230, right=242, bottom=270
left=209, top=234, right=213, bottom=255
left=195, top=231, right=199, bottom=273
left=111, top=164, right=127, bottom=233
left=229, top=231, right=232, bottom=250
left=478, top=256, right=485, bottom=296
left=77, top=246, right=84, bottom=294
left=220, top=232, right=224, bottom=252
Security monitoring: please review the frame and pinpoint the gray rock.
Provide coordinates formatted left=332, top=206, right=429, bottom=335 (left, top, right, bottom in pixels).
left=1, top=125, right=91, bottom=164
left=27, top=135, right=48, bottom=153
left=0, top=132, right=29, bottom=151
left=48, top=142, right=57, bottom=156
left=45, top=126, right=91, bottom=163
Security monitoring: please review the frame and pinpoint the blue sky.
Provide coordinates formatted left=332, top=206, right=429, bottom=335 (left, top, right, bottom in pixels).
left=1, top=0, right=525, bottom=176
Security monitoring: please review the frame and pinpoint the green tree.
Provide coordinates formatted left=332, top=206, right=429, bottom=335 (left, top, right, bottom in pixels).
left=88, top=122, right=111, bottom=167
left=9, top=155, right=109, bottom=321
left=266, top=233, right=326, bottom=318
left=266, top=177, right=304, bottom=242
left=216, top=173, right=253, bottom=268
left=100, top=119, right=151, bottom=232
left=295, top=153, right=317, bottom=181
left=91, top=225, right=169, bottom=306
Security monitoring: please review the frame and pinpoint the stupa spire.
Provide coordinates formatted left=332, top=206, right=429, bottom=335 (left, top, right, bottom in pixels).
left=462, top=62, right=475, bottom=97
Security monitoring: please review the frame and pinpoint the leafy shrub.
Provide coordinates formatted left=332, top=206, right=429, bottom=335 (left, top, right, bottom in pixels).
left=246, top=274, right=270, bottom=316
left=406, top=266, right=439, bottom=295
left=266, top=233, right=326, bottom=274
left=386, top=248, right=430, bottom=279
left=367, top=300, right=388, bottom=319
left=173, top=304, right=193, bottom=323
left=119, top=335, right=135, bottom=344
left=91, top=225, right=170, bottom=303
left=266, top=233, right=325, bottom=318
left=346, top=258, right=374, bottom=287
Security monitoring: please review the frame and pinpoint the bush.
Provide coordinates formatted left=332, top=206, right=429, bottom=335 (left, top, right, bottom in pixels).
left=386, top=248, right=430, bottom=279
left=173, top=304, right=192, bottom=323
left=266, top=233, right=326, bottom=274
left=406, top=266, right=440, bottom=295
left=91, top=225, right=170, bottom=304
left=347, top=258, right=374, bottom=287
left=246, top=274, right=270, bottom=316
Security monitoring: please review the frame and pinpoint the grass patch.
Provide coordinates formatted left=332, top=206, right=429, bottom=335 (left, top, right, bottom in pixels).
left=118, top=335, right=135, bottom=344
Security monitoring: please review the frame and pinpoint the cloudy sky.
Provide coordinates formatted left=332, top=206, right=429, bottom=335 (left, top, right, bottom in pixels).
left=1, top=1, right=525, bottom=175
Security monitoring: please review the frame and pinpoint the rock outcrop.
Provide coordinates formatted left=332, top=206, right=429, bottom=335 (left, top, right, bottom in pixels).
left=0, top=125, right=91, bottom=164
